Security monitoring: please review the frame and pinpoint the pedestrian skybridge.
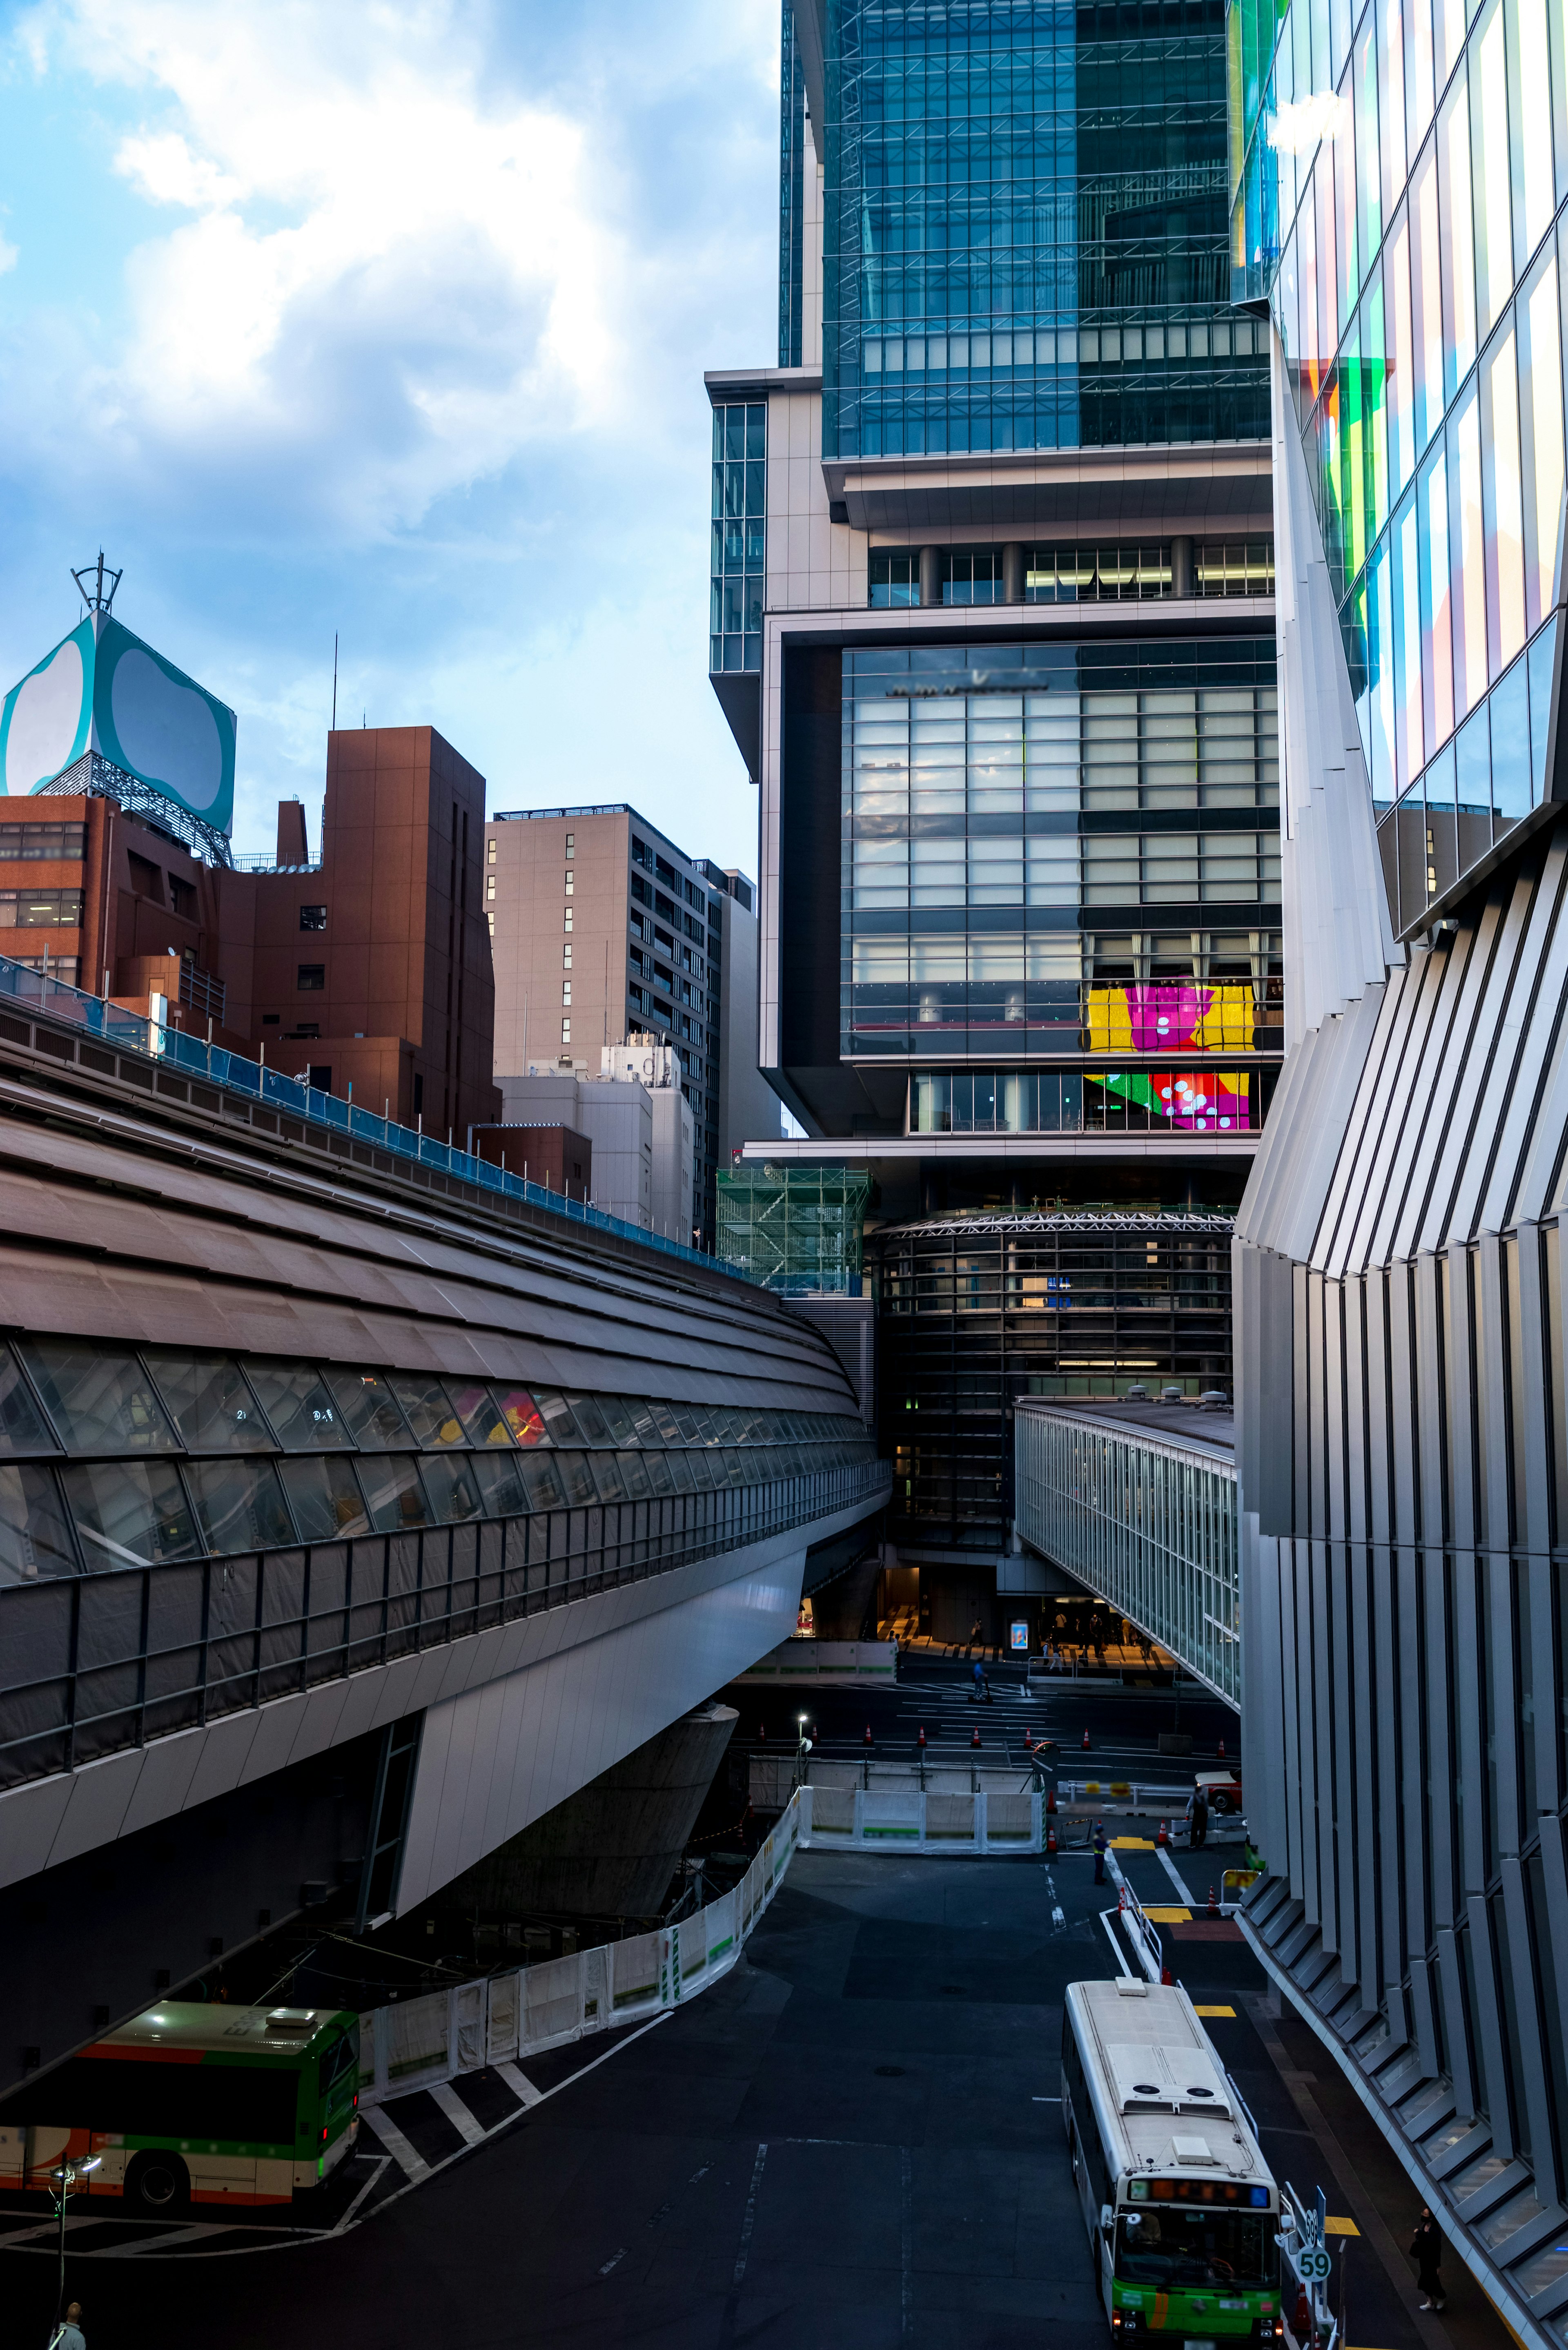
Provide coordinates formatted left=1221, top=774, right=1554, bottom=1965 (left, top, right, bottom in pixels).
left=1013, top=1398, right=1238, bottom=1706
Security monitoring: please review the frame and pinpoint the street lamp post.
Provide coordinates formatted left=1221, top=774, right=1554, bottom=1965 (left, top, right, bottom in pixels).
left=794, top=1712, right=812, bottom=1793
left=47, top=2154, right=99, bottom=2344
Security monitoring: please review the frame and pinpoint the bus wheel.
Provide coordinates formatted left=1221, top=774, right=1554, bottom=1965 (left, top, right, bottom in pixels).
left=125, top=2153, right=189, bottom=2215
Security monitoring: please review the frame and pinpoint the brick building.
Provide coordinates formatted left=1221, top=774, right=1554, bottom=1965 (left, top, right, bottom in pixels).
left=0, top=725, right=499, bottom=1138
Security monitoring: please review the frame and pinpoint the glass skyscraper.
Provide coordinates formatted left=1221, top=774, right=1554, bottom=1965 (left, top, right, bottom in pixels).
left=705, top=0, right=1282, bottom=1596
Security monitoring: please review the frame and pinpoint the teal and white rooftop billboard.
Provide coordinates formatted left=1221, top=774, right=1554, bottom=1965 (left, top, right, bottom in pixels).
left=0, top=611, right=236, bottom=836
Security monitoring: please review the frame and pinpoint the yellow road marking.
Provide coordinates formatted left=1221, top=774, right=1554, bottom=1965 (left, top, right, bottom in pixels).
left=1143, top=1906, right=1192, bottom=1923
left=1111, top=1837, right=1156, bottom=1850
left=1325, top=2217, right=1361, bottom=2236
left=1194, top=2004, right=1236, bottom=2017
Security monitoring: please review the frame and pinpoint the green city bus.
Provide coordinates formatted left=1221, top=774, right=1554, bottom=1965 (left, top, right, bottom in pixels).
left=1062, top=1978, right=1281, bottom=2342
left=0, top=2003, right=361, bottom=2213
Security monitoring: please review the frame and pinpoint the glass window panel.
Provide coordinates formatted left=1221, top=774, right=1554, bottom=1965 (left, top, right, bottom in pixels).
left=1336, top=58, right=1359, bottom=326
left=0, top=1463, right=76, bottom=1581
left=418, top=1451, right=486, bottom=1524
left=246, top=1361, right=354, bottom=1451
left=1388, top=210, right=1416, bottom=496
left=1394, top=489, right=1425, bottom=785
left=383, top=1372, right=463, bottom=1447
left=63, top=1460, right=200, bottom=1567
left=20, top=1342, right=179, bottom=1455
left=1410, top=144, right=1446, bottom=451
left=1456, top=699, right=1495, bottom=870
left=617, top=1449, right=652, bottom=1501
left=444, top=1380, right=511, bottom=1447
left=1512, top=0, right=1555, bottom=266
left=591, top=1454, right=626, bottom=1503
left=0, top=1346, right=56, bottom=1456
left=1470, top=0, right=1515, bottom=336
left=471, top=1449, right=526, bottom=1517
left=1367, top=535, right=1397, bottom=798
left=1356, top=15, right=1382, bottom=275
left=1407, top=0, right=1437, bottom=149
left=1420, top=435, right=1457, bottom=747
left=1438, top=72, right=1478, bottom=401
left=1317, top=118, right=1340, bottom=365
left=1450, top=383, right=1489, bottom=717
left=1553, top=0, right=1568, bottom=206
left=1519, top=247, right=1565, bottom=631
left=185, top=1457, right=296, bottom=1554
left=1481, top=326, right=1527, bottom=676
left=1491, top=656, right=1533, bottom=828
left=1435, top=0, right=1467, bottom=81
left=565, top=1394, right=610, bottom=1445
left=1379, top=0, right=1408, bottom=229
left=595, top=1396, right=637, bottom=1444
left=537, top=1392, right=584, bottom=1444
left=147, top=1354, right=273, bottom=1453
left=354, top=1454, right=431, bottom=1534
left=278, top=1455, right=372, bottom=1542
left=492, top=1385, right=549, bottom=1447
left=1426, top=742, right=1461, bottom=894
left=326, top=1370, right=412, bottom=1450
left=1365, top=269, right=1390, bottom=543
left=518, top=1451, right=566, bottom=1511
left=1529, top=621, right=1558, bottom=800
left=553, top=1451, right=598, bottom=1506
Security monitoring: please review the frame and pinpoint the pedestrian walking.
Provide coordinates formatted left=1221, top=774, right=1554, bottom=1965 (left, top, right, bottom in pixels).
left=971, top=1657, right=991, bottom=1703
left=49, top=2302, right=86, bottom=2350
left=968, top=1616, right=983, bottom=1657
left=1190, top=1788, right=1209, bottom=1850
left=1093, top=1820, right=1108, bottom=1884
left=1411, top=2208, right=1446, bottom=2311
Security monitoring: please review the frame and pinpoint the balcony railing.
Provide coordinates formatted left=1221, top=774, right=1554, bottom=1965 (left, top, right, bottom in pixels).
left=0, top=1460, right=892, bottom=1790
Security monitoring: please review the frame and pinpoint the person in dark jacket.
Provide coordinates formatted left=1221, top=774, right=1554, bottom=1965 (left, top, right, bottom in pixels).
left=1190, top=1788, right=1210, bottom=1849
left=1093, top=1821, right=1109, bottom=1884
left=1411, top=2208, right=1446, bottom=2311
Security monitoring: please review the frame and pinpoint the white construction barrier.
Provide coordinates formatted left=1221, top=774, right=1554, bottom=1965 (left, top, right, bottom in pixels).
left=359, top=1792, right=804, bottom=2107
left=796, top=1782, right=1046, bottom=1855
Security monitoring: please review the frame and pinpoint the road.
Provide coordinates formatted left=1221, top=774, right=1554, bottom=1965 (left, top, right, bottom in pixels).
left=0, top=1820, right=1517, bottom=2350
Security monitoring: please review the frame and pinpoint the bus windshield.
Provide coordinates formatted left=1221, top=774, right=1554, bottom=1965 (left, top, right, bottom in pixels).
left=1117, top=2209, right=1272, bottom=2290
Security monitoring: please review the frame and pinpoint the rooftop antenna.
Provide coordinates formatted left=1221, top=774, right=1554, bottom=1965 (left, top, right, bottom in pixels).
left=71, top=551, right=122, bottom=615
left=332, top=632, right=339, bottom=731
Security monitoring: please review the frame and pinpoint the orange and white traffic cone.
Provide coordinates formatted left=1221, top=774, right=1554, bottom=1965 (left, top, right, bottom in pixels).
left=1156, top=1818, right=1168, bottom=1846
left=1208, top=1884, right=1219, bottom=1917
left=971, top=1726, right=982, bottom=1748
left=1047, top=1821, right=1058, bottom=1855
left=864, top=1724, right=873, bottom=1748
left=917, top=1725, right=927, bottom=1749
left=1082, top=1728, right=1090, bottom=1752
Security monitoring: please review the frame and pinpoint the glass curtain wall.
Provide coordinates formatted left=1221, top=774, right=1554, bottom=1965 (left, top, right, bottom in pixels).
left=842, top=638, right=1282, bottom=1080
left=873, top=1211, right=1234, bottom=1547
left=781, top=3, right=806, bottom=367
left=710, top=401, right=767, bottom=675
left=1230, top=0, right=1568, bottom=932
left=823, top=0, right=1270, bottom=457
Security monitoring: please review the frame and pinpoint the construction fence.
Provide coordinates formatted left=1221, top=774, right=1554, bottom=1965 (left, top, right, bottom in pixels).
left=358, top=1792, right=803, bottom=2107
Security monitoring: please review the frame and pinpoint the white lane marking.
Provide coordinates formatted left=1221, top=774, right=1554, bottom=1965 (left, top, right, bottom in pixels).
left=330, top=2156, right=390, bottom=2234
left=117, top=2221, right=232, bottom=2255
left=1158, top=1846, right=1200, bottom=1906
left=732, top=2142, right=768, bottom=2285
left=495, top=2060, right=543, bottom=2107
left=358, top=2103, right=431, bottom=2182
left=1032, top=2096, right=1062, bottom=2102
left=599, top=2246, right=628, bottom=2275
left=430, top=2081, right=487, bottom=2148
left=1098, top=1908, right=1131, bottom=1971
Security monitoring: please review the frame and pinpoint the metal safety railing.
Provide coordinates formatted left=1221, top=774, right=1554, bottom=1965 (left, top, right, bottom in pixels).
left=0, top=1463, right=891, bottom=1789
left=0, top=956, right=732, bottom=1279
left=358, top=1791, right=806, bottom=2105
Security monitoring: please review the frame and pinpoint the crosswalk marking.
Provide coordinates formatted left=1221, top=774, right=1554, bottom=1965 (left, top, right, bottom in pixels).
left=359, top=2103, right=431, bottom=2182
left=430, top=2082, right=488, bottom=2147
left=496, top=2061, right=543, bottom=2107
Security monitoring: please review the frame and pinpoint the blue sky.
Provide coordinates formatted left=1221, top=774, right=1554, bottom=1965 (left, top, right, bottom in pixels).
left=0, top=0, right=780, bottom=870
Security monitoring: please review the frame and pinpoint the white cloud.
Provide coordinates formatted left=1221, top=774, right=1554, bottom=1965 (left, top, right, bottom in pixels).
left=16, top=0, right=634, bottom=531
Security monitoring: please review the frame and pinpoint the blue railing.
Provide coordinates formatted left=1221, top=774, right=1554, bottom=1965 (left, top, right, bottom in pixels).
left=0, top=956, right=737, bottom=1281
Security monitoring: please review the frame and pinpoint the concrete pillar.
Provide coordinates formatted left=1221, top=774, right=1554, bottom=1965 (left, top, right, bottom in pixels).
left=918, top=545, right=942, bottom=609
left=1001, top=542, right=1025, bottom=604
left=1170, top=536, right=1194, bottom=599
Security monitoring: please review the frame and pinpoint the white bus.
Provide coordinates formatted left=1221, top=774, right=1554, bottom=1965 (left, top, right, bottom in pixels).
left=1062, top=1977, right=1281, bottom=2343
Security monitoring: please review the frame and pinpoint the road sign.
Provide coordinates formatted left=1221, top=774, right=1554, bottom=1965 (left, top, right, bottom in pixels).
left=1297, top=2248, right=1332, bottom=2283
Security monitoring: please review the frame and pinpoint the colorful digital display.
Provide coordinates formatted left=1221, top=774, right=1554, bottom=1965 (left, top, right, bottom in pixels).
left=1094, top=1071, right=1255, bottom=1130
left=1086, top=984, right=1256, bottom=1052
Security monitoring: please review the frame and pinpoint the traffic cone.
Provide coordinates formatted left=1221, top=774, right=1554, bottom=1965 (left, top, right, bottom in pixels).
left=1047, top=1786, right=1058, bottom=1815
left=1160, top=1963, right=1173, bottom=1986
left=1217, top=1737, right=1226, bottom=1760
left=918, top=1725, right=927, bottom=1749
left=1082, top=1728, right=1090, bottom=1752
left=971, top=1726, right=982, bottom=1748
left=759, top=1723, right=766, bottom=1741
left=864, top=1724, right=873, bottom=1749
left=1047, top=1820, right=1058, bottom=1855
left=1208, top=1884, right=1218, bottom=1917
left=1156, top=1819, right=1168, bottom=1847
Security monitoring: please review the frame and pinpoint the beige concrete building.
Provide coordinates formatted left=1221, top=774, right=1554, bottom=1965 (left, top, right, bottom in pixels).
left=485, top=803, right=778, bottom=1248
